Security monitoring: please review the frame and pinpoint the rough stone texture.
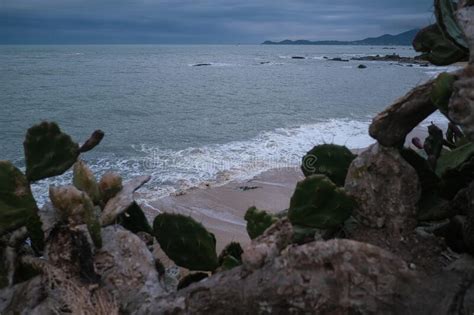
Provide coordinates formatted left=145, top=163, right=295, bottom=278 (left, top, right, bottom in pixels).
left=345, top=144, right=421, bottom=235
left=100, top=175, right=151, bottom=226
left=94, top=225, right=164, bottom=313
left=242, top=218, right=293, bottom=270
left=151, top=239, right=416, bottom=314
left=0, top=276, right=52, bottom=315
left=369, top=80, right=436, bottom=147
left=449, top=67, right=474, bottom=141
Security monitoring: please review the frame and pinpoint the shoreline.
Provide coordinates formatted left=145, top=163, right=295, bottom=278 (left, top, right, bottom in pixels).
left=140, top=122, right=438, bottom=251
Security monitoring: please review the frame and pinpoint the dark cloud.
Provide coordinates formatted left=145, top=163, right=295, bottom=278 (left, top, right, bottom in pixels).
left=0, top=0, right=434, bottom=44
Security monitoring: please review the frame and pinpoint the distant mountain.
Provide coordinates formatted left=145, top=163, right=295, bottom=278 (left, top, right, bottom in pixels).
left=262, top=29, right=419, bottom=46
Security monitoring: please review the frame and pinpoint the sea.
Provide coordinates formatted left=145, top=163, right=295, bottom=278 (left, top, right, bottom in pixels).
left=0, top=44, right=455, bottom=206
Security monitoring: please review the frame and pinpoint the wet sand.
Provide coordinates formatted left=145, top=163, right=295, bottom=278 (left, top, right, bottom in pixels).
left=143, top=167, right=304, bottom=251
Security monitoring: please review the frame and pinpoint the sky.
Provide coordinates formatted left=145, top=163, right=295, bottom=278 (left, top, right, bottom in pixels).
left=0, top=0, right=435, bottom=44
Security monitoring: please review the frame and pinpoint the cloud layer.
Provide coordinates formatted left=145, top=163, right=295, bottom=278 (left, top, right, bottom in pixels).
left=0, top=0, right=435, bottom=44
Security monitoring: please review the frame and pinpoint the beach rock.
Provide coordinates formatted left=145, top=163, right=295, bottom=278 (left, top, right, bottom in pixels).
left=152, top=239, right=417, bottom=314
left=100, top=175, right=150, bottom=226
left=358, top=64, right=367, bottom=69
left=327, top=57, right=349, bottom=62
left=345, top=144, right=421, bottom=234
left=193, top=63, right=211, bottom=67
left=369, top=79, right=437, bottom=147
left=291, top=56, right=305, bottom=59
left=94, top=225, right=164, bottom=314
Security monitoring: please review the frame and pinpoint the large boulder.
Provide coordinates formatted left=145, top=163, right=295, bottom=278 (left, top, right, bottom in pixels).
left=94, top=225, right=164, bottom=313
left=151, top=239, right=417, bottom=314
left=345, top=144, right=421, bottom=235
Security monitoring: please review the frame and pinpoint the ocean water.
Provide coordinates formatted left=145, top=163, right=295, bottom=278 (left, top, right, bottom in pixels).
left=0, top=44, right=454, bottom=205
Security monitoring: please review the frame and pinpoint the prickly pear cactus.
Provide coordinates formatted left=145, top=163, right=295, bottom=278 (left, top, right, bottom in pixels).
left=424, top=123, right=445, bottom=169
left=244, top=206, right=277, bottom=240
left=153, top=213, right=218, bottom=271
left=24, top=122, right=79, bottom=182
left=289, top=175, right=355, bottom=229
left=301, top=144, right=355, bottom=186
left=431, top=72, right=456, bottom=116
left=99, top=171, right=123, bottom=203
left=73, top=160, right=101, bottom=204
left=436, top=142, right=474, bottom=177
left=49, top=185, right=102, bottom=248
left=119, top=202, right=153, bottom=235
left=0, top=161, right=44, bottom=250
left=436, top=142, right=474, bottom=199
left=218, top=241, right=243, bottom=270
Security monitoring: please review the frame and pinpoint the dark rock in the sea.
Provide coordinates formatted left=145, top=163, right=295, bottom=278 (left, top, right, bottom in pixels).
left=291, top=56, right=305, bottom=59
left=345, top=144, right=421, bottom=235
left=358, top=64, right=367, bottom=69
left=351, top=53, right=429, bottom=66
left=259, top=61, right=270, bottom=65
left=328, top=57, right=349, bottom=62
left=193, top=63, right=212, bottom=67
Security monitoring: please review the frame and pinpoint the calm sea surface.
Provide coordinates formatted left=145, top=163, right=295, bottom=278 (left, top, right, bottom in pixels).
left=0, top=45, right=451, bottom=204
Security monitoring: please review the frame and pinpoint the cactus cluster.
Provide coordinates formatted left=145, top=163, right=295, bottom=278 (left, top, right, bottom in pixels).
left=301, top=144, right=355, bottom=186
left=244, top=206, right=277, bottom=240
left=218, top=242, right=243, bottom=270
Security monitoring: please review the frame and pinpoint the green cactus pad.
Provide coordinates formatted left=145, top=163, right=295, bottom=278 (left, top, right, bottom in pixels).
left=24, top=121, right=79, bottom=182
left=436, top=142, right=474, bottom=177
left=289, top=175, right=355, bottom=229
left=218, top=242, right=243, bottom=264
left=220, top=255, right=241, bottom=271
left=431, top=73, right=456, bottom=116
left=0, top=161, right=44, bottom=250
left=301, top=144, right=355, bottom=186
left=218, top=242, right=243, bottom=270
left=73, top=160, right=101, bottom=204
left=177, top=272, right=208, bottom=290
left=244, top=206, right=277, bottom=240
left=119, top=202, right=153, bottom=235
left=153, top=213, right=218, bottom=271
left=436, top=142, right=474, bottom=198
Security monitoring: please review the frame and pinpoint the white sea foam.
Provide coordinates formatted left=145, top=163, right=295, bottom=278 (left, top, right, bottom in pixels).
left=30, top=118, right=373, bottom=206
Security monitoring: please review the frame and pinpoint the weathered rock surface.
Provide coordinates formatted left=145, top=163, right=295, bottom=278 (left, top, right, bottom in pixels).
left=345, top=144, right=421, bottom=234
left=449, top=67, right=474, bottom=141
left=94, top=225, right=164, bottom=314
left=151, top=239, right=416, bottom=314
left=100, top=175, right=150, bottom=226
left=369, top=79, right=436, bottom=147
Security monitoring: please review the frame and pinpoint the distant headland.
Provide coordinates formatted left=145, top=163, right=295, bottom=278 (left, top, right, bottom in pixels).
left=262, top=29, right=419, bottom=46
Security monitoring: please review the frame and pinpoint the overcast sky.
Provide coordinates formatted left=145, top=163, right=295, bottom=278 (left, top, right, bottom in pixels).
left=0, top=0, right=435, bottom=44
